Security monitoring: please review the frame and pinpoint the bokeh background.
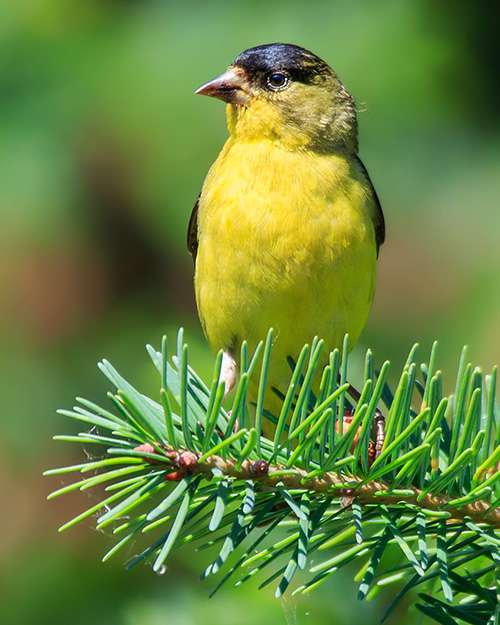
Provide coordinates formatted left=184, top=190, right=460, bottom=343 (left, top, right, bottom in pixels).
left=1, top=2, right=499, bottom=624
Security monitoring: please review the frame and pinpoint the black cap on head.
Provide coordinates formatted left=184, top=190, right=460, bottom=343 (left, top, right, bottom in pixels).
left=232, top=43, right=333, bottom=85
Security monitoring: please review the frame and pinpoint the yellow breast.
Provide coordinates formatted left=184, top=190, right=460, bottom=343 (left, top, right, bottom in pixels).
left=195, top=136, right=377, bottom=412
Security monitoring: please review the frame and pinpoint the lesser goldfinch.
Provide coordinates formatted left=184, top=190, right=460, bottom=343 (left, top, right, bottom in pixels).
left=188, top=43, right=384, bottom=434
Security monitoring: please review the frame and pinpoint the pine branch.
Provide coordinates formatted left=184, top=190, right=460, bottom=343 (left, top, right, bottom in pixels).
left=127, top=446, right=500, bottom=530
left=45, top=329, right=500, bottom=624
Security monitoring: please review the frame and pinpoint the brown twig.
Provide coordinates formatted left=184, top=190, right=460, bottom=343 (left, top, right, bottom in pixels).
left=134, top=443, right=500, bottom=530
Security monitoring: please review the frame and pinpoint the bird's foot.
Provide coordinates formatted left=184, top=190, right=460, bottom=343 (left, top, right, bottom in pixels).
left=344, top=379, right=386, bottom=461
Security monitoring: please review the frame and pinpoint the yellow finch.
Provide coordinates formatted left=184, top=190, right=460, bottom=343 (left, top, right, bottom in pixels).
left=188, top=43, right=384, bottom=434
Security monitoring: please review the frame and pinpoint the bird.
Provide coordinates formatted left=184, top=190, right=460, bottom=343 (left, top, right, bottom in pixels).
left=188, top=43, right=384, bottom=437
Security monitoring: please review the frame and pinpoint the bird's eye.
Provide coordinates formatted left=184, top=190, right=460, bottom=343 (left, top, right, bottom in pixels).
left=266, top=72, right=289, bottom=90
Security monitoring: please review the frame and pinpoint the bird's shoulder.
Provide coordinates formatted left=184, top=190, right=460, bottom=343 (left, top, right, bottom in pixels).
left=187, top=194, right=200, bottom=262
left=353, top=155, right=385, bottom=254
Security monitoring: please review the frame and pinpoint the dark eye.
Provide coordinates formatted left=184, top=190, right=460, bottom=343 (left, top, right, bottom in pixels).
left=266, top=72, right=289, bottom=90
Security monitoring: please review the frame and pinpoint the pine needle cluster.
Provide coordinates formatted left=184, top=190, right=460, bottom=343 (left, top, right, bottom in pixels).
left=45, top=329, right=500, bottom=624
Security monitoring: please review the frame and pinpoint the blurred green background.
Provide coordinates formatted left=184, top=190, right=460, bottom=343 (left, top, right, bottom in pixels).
left=1, top=1, right=498, bottom=623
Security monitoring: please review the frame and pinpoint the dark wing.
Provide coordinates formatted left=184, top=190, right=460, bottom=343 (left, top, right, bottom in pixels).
left=354, top=156, right=385, bottom=255
left=187, top=194, right=200, bottom=263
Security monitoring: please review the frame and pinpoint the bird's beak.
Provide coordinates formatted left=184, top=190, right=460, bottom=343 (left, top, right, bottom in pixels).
left=195, top=68, right=251, bottom=105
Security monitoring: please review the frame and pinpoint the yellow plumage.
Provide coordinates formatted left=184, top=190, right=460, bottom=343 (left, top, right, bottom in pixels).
left=189, top=44, right=384, bottom=432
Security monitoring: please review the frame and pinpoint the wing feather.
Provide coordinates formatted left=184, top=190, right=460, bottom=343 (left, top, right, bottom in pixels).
left=355, top=156, right=385, bottom=254
left=187, top=194, right=200, bottom=263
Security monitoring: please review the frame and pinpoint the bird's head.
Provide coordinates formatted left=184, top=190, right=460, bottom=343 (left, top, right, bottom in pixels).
left=196, top=43, right=358, bottom=153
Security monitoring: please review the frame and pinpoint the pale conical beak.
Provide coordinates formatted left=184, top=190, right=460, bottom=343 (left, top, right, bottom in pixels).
left=195, top=68, right=251, bottom=105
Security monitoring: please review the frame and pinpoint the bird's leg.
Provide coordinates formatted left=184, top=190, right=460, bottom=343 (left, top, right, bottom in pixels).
left=374, top=410, right=385, bottom=458
left=343, top=380, right=386, bottom=460
left=221, top=350, right=239, bottom=432
left=221, top=350, right=237, bottom=401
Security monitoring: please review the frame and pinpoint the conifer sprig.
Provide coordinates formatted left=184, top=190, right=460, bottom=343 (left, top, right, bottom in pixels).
left=45, top=330, right=500, bottom=624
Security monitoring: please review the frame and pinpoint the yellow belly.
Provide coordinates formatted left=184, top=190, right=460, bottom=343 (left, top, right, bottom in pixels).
left=195, top=138, right=377, bottom=423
